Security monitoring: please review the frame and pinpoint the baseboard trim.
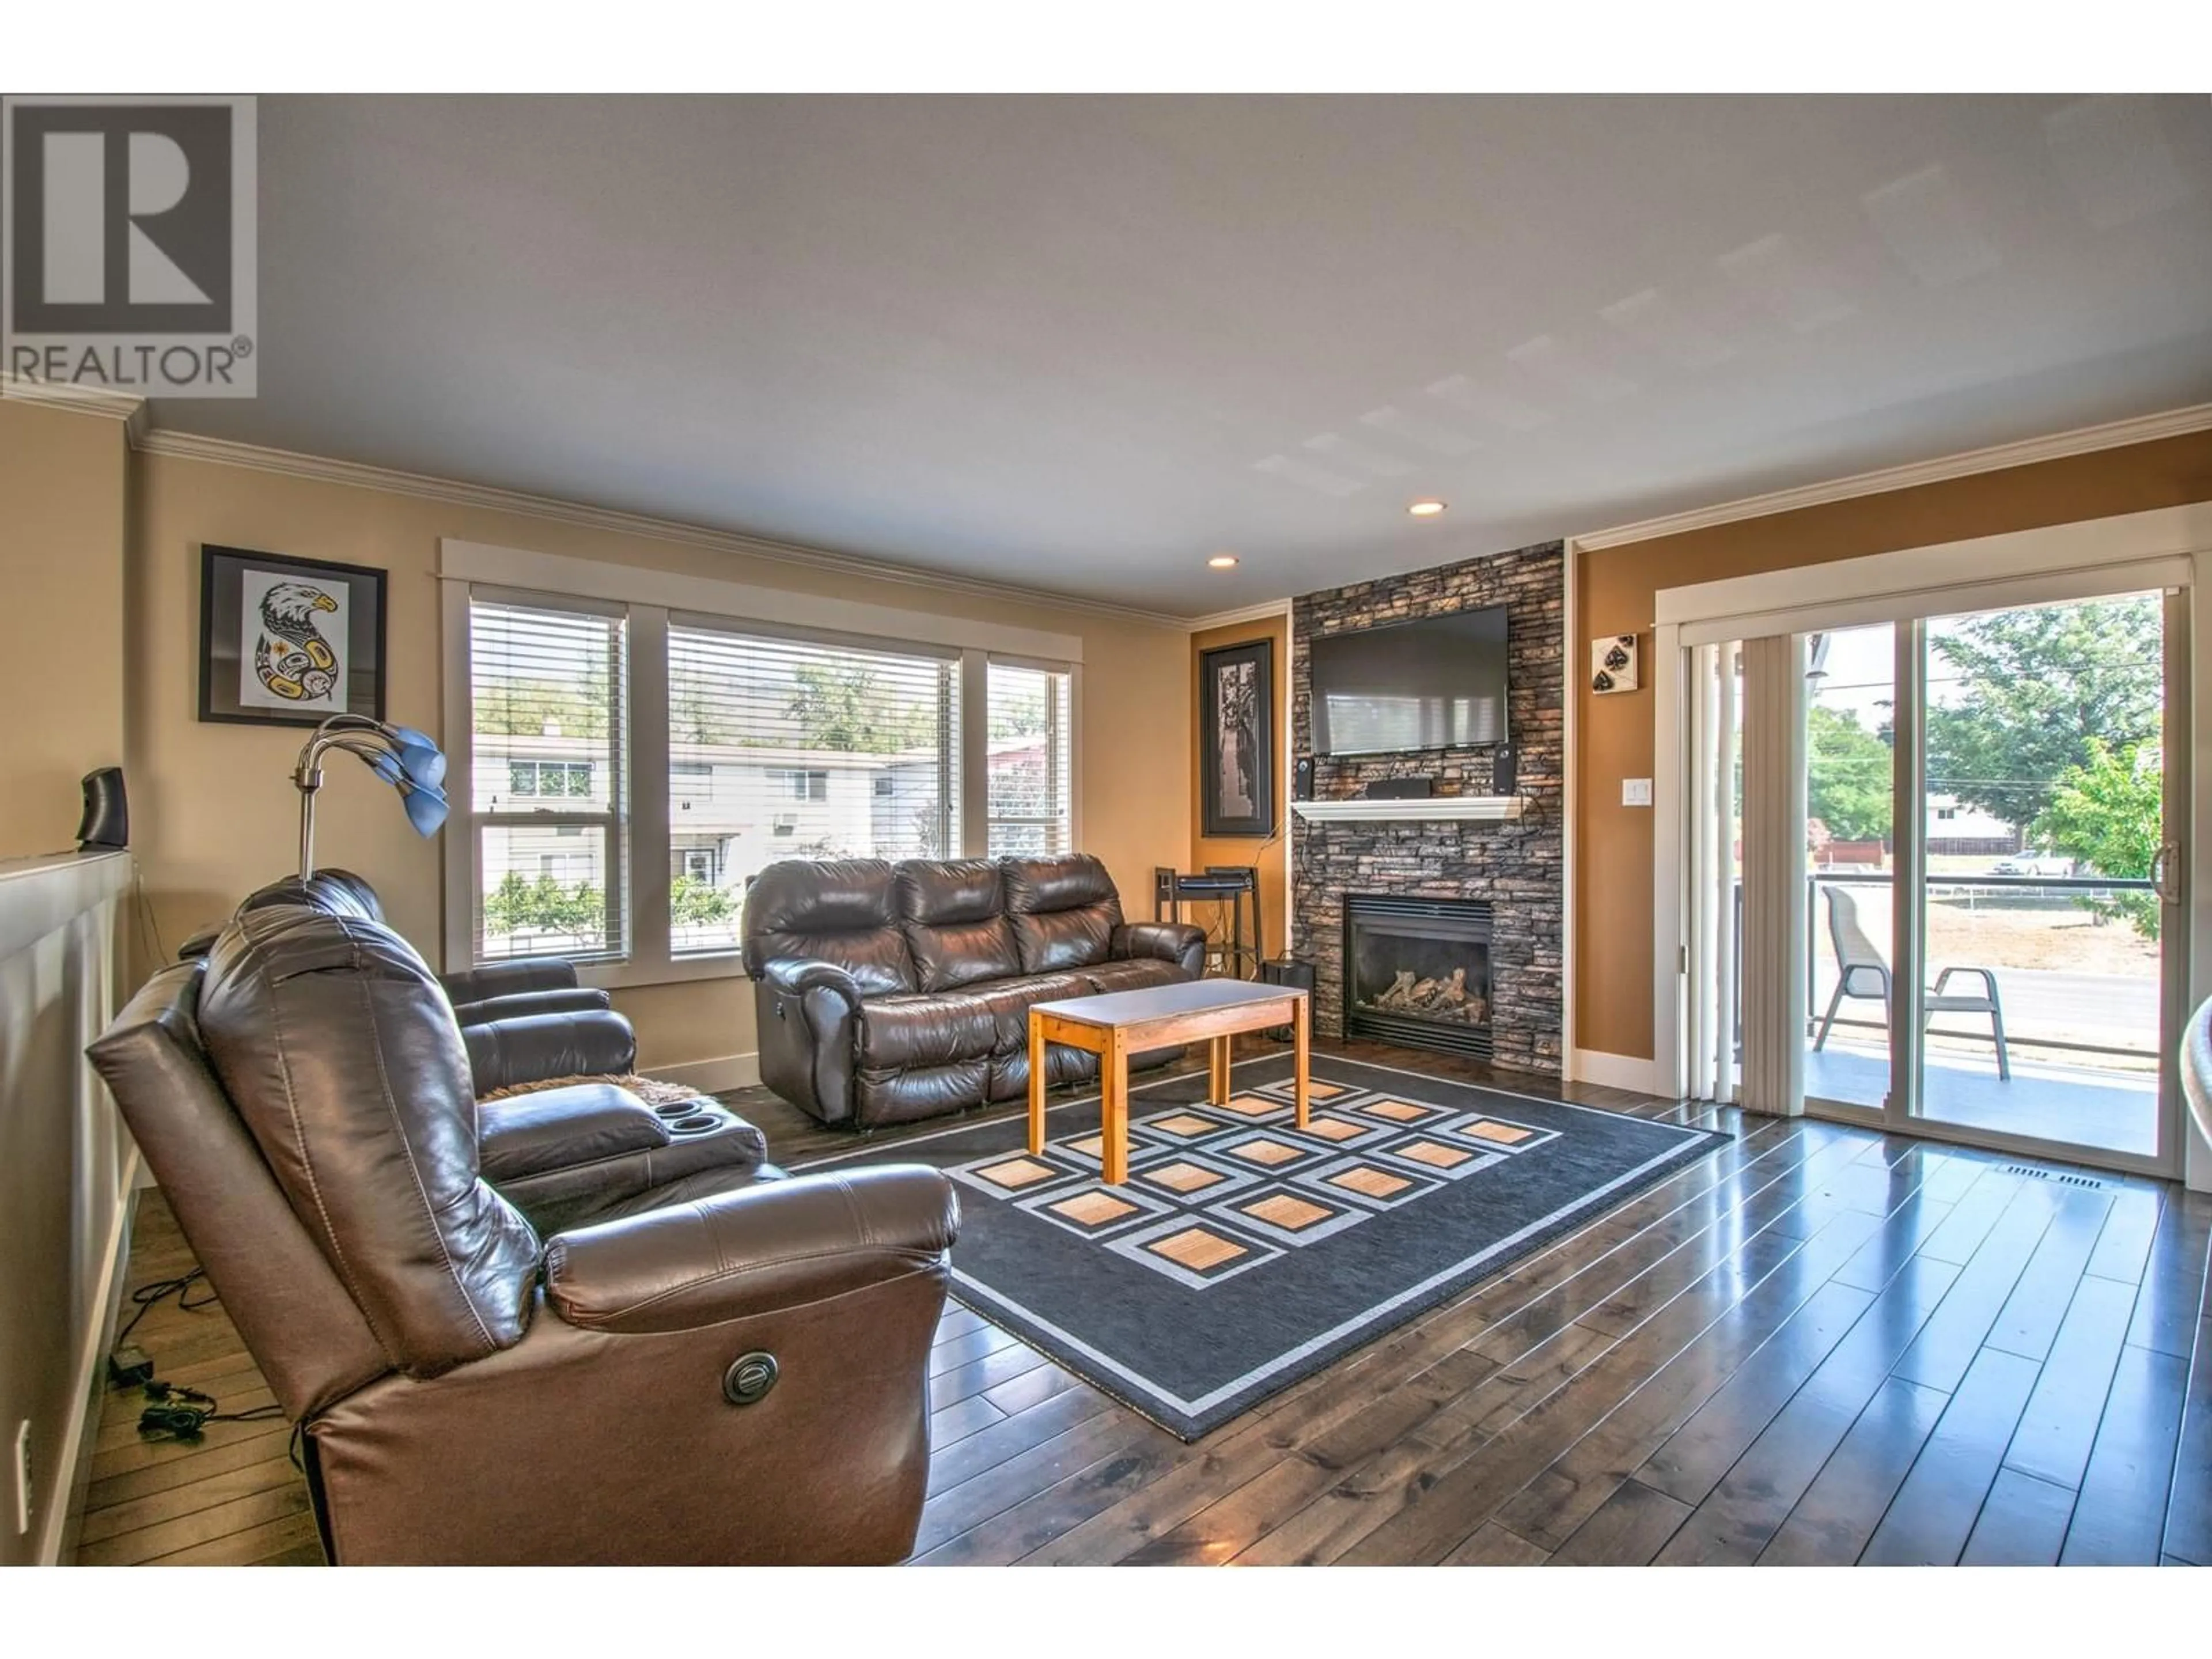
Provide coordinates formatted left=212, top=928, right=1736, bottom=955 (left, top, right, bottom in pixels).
left=43, top=1150, right=141, bottom=1565
left=646, top=1052, right=761, bottom=1095
left=1573, top=1048, right=1665, bottom=1097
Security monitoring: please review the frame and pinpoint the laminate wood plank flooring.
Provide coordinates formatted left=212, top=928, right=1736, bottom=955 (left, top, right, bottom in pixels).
left=76, top=1037, right=2212, bottom=1566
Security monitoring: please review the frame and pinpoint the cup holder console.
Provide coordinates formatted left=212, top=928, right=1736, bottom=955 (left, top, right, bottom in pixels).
left=646, top=1093, right=733, bottom=1137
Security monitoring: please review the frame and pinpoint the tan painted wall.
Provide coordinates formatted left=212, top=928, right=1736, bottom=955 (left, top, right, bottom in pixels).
left=1189, top=615, right=1289, bottom=961
left=0, top=402, right=128, bottom=862
left=1575, top=429, right=2212, bottom=1062
left=124, top=450, right=1192, bottom=1069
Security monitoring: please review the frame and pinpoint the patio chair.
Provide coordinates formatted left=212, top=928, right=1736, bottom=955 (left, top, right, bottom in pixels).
left=1812, top=885, right=2011, bottom=1080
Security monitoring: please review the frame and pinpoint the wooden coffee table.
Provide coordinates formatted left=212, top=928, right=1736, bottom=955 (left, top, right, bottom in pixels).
left=1027, top=979, right=1310, bottom=1184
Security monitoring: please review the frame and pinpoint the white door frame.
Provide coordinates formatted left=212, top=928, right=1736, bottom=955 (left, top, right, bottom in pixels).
left=1650, top=619, right=1685, bottom=1100
left=1650, top=501, right=2212, bottom=1183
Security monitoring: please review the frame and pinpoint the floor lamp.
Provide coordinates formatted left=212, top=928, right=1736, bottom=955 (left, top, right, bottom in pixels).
left=292, top=714, right=450, bottom=880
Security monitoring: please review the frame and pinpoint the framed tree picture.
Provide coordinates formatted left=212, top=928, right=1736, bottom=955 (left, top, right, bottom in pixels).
left=1199, top=638, right=1275, bottom=838
left=198, top=545, right=387, bottom=728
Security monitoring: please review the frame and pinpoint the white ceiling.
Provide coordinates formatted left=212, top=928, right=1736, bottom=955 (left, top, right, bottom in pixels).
left=154, top=95, right=2212, bottom=617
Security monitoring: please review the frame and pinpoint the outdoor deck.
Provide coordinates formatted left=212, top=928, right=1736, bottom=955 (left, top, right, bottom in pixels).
left=1802, top=871, right=2163, bottom=1162
left=1807, top=1038, right=2158, bottom=1159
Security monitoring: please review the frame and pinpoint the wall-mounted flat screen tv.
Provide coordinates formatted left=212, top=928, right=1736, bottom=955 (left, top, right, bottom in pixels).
left=1310, top=605, right=1509, bottom=756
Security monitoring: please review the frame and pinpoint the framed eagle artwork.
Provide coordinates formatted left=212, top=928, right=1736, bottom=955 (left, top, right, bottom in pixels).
left=197, top=546, right=388, bottom=728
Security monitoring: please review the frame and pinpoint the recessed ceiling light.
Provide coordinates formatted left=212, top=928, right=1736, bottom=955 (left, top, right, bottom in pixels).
left=1207, top=554, right=1240, bottom=568
left=1408, top=498, right=1448, bottom=518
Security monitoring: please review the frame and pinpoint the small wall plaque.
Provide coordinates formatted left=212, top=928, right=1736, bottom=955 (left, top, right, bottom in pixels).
left=1590, top=634, right=1638, bottom=695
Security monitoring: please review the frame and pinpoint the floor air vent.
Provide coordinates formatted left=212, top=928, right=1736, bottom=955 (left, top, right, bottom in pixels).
left=1998, top=1164, right=2107, bottom=1190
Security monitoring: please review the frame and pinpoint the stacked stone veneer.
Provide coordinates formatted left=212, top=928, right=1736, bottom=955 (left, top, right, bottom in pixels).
left=1290, top=539, right=1565, bottom=1075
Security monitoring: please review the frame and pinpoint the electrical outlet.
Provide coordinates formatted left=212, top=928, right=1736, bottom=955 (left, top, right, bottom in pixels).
left=13, top=1419, right=31, bottom=1536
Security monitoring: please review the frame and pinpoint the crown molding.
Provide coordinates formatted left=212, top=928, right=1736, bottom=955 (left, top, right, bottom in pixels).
left=1573, top=402, right=2212, bottom=553
left=0, top=376, right=149, bottom=444
left=128, top=426, right=1194, bottom=631
left=1184, top=597, right=1294, bottom=634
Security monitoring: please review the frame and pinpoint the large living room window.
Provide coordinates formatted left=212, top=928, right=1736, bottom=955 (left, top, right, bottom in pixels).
left=466, top=595, right=628, bottom=963
left=441, top=539, right=1082, bottom=984
left=986, top=660, right=1072, bottom=856
left=665, top=619, right=960, bottom=957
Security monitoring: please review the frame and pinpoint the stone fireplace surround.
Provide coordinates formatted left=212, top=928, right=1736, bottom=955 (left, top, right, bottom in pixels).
left=1289, top=539, right=1565, bottom=1075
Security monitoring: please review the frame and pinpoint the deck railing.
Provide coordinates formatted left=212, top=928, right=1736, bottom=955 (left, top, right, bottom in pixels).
left=1726, top=869, right=2161, bottom=1063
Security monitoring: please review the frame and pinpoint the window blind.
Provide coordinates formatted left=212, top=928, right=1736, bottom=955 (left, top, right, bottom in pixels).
left=468, top=597, right=626, bottom=963
left=1683, top=641, right=1741, bottom=1107
left=666, top=620, right=958, bottom=953
left=986, top=662, right=1072, bottom=857
left=1738, top=633, right=1808, bottom=1116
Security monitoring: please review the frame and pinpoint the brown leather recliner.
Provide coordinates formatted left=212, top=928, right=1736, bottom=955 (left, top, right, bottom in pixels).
left=89, top=903, right=959, bottom=1565
left=744, top=853, right=1207, bottom=1130
left=180, top=868, right=641, bottom=1096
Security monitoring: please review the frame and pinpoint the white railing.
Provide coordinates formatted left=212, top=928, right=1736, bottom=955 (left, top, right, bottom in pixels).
left=0, top=849, right=135, bottom=1564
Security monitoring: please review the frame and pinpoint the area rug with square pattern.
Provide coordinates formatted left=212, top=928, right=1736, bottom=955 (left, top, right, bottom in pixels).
left=796, top=1052, right=1727, bottom=1440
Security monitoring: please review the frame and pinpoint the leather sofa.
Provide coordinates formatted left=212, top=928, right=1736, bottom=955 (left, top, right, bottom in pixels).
left=89, top=902, right=958, bottom=1565
left=744, top=853, right=1206, bottom=1130
left=183, top=869, right=637, bottom=1097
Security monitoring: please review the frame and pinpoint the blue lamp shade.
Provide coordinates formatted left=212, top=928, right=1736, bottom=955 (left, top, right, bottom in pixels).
left=365, top=740, right=449, bottom=837
left=402, top=782, right=450, bottom=837
left=388, top=725, right=448, bottom=790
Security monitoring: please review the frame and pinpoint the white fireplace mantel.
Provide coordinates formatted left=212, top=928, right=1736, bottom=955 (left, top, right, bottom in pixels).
left=1290, top=796, right=1527, bottom=824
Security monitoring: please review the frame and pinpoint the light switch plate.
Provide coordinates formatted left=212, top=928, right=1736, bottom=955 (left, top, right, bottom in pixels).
left=1622, top=778, right=1653, bottom=808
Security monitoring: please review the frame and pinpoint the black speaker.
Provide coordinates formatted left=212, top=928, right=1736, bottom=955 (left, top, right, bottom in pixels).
left=1293, top=757, right=1314, bottom=802
left=1363, top=777, right=1434, bottom=801
left=1260, top=958, right=1316, bottom=1040
left=77, top=767, right=128, bottom=851
left=1490, top=744, right=1517, bottom=796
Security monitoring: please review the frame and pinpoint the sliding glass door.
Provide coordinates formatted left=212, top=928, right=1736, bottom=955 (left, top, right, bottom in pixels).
left=1683, top=576, right=2190, bottom=1176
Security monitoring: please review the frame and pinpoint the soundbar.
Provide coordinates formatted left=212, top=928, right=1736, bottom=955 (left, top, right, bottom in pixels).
left=1361, top=778, right=1434, bottom=801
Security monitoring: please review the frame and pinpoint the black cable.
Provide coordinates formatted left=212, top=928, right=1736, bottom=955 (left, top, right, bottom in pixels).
left=108, top=1262, right=298, bottom=1449
left=114, top=1266, right=215, bottom=1347
left=136, top=1382, right=286, bottom=1444
left=128, top=866, right=169, bottom=969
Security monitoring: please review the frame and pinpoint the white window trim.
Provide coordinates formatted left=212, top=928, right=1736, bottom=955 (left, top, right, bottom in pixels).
left=441, top=581, right=634, bottom=974
left=439, top=539, right=1084, bottom=988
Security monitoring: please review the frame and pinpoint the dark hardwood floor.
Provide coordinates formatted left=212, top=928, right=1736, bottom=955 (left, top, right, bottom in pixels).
left=77, top=1037, right=2212, bottom=1566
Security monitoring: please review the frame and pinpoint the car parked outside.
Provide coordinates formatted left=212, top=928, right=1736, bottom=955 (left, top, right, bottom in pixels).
left=1988, top=854, right=2074, bottom=877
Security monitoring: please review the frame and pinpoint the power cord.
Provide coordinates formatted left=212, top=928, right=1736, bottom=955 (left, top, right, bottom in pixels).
left=113, top=1267, right=215, bottom=1351
left=108, top=1263, right=298, bottom=1459
left=128, top=866, right=169, bottom=971
left=135, top=1380, right=285, bottom=1444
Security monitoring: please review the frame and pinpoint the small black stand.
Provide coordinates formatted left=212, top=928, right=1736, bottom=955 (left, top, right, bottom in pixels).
left=1153, top=865, right=1263, bottom=978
